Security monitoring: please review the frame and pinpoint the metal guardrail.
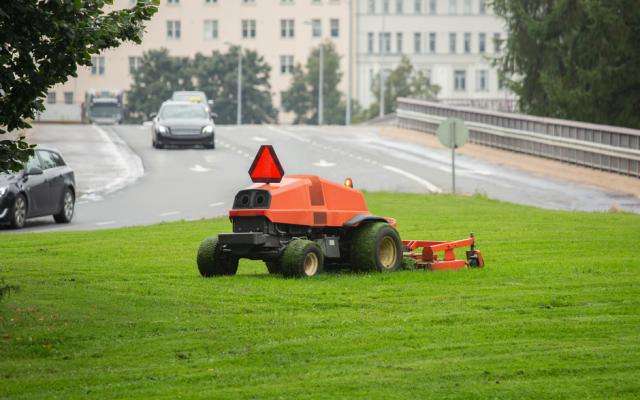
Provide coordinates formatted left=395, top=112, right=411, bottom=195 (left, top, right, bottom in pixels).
left=397, top=98, right=640, bottom=178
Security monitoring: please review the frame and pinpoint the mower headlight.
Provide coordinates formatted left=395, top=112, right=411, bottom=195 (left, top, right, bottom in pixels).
left=156, top=125, right=169, bottom=135
left=202, top=125, right=214, bottom=135
left=0, top=186, right=7, bottom=197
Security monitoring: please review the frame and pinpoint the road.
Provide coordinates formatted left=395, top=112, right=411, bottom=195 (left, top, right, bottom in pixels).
left=8, top=124, right=640, bottom=232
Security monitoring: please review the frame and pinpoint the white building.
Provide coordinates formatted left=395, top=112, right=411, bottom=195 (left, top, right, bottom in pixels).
left=354, top=0, right=515, bottom=111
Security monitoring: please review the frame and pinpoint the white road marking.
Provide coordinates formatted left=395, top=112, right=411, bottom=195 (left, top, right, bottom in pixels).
left=209, top=202, right=225, bottom=207
left=96, top=220, right=116, bottom=226
left=313, top=159, right=336, bottom=167
left=382, top=165, right=443, bottom=193
left=91, top=125, right=144, bottom=195
left=252, top=136, right=268, bottom=142
left=190, top=164, right=211, bottom=172
left=160, top=211, right=180, bottom=217
left=267, top=125, right=311, bottom=143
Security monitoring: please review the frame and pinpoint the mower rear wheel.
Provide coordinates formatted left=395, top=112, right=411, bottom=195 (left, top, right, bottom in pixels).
left=280, top=239, right=324, bottom=278
left=197, top=236, right=239, bottom=277
left=350, top=222, right=402, bottom=272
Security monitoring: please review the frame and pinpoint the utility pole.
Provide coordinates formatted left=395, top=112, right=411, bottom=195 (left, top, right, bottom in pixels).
left=346, top=0, right=352, bottom=125
left=318, top=42, right=324, bottom=125
left=237, top=47, right=242, bottom=126
left=379, top=9, right=386, bottom=118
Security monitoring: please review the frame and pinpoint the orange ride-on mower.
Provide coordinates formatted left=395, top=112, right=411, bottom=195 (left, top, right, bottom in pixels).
left=196, top=145, right=484, bottom=278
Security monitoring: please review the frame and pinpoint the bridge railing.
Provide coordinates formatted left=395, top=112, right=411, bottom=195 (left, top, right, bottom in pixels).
left=397, top=97, right=640, bottom=178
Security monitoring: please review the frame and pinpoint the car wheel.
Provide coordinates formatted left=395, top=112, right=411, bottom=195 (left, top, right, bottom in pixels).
left=9, top=194, right=27, bottom=229
left=54, top=188, right=75, bottom=224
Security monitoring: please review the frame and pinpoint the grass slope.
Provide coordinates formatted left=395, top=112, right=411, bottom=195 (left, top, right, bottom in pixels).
left=1, top=193, right=639, bottom=399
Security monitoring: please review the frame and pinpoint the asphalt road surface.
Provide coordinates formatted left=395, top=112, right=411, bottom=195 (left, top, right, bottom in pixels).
left=8, top=124, right=640, bottom=233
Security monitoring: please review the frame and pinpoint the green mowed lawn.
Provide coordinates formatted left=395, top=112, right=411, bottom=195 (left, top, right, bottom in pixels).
left=1, top=193, right=639, bottom=399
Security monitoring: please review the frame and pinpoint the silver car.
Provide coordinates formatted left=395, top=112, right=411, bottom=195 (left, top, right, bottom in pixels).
left=151, top=101, right=216, bottom=149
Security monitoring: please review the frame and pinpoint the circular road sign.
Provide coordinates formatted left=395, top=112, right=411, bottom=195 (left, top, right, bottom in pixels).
left=437, top=118, right=469, bottom=149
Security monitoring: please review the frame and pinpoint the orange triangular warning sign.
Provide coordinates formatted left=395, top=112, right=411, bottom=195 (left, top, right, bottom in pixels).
left=248, top=145, right=285, bottom=183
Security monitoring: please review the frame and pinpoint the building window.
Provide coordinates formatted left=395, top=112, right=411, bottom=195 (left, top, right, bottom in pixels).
left=281, top=19, right=294, bottom=38
left=493, top=32, right=501, bottom=53
left=413, top=32, right=421, bottom=53
left=367, top=32, right=375, bottom=53
left=204, top=20, right=219, bottom=40
left=395, top=32, right=403, bottom=53
left=479, top=32, right=486, bottom=53
left=463, top=0, right=471, bottom=14
left=312, top=19, right=322, bottom=37
left=449, top=0, right=457, bottom=14
left=64, top=92, right=74, bottom=104
left=280, top=55, right=294, bottom=74
left=166, top=20, right=181, bottom=39
left=128, top=56, right=142, bottom=73
left=367, top=0, right=375, bottom=13
left=281, top=0, right=294, bottom=4
left=479, top=0, right=486, bottom=14
left=449, top=32, right=456, bottom=53
left=414, top=0, right=422, bottom=13
left=242, top=0, right=255, bottom=3
left=383, top=0, right=390, bottom=14
left=429, top=0, right=436, bottom=14
left=396, top=0, right=403, bottom=14
left=205, top=0, right=218, bottom=3
left=330, top=19, right=339, bottom=37
left=242, top=19, right=256, bottom=38
left=167, top=0, right=179, bottom=4
left=91, top=56, right=105, bottom=75
left=379, top=32, right=391, bottom=54
left=454, top=70, right=466, bottom=91
left=46, top=92, right=56, bottom=104
left=464, top=32, right=471, bottom=53
left=429, top=32, right=436, bottom=52
left=476, top=69, right=488, bottom=91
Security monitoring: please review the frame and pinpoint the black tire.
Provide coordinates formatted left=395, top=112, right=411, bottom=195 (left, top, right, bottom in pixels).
left=350, top=222, right=402, bottom=272
left=54, top=188, right=75, bottom=224
left=9, top=194, right=27, bottom=229
left=196, top=236, right=239, bottom=277
left=265, top=261, right=281, bottom=274
left=204, top=139, right=215, bottom=149
left=280, top=239, right=324, bottom=278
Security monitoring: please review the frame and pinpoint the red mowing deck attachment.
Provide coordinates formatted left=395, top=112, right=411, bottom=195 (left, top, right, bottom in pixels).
left=402, top=233, right=484, bottom=271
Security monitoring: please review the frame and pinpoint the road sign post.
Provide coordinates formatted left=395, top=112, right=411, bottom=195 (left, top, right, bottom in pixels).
left=437, top=118, right=469, bottom=194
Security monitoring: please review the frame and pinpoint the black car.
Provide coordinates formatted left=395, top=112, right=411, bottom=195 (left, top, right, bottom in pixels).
left=0, top=148, right=76, bottom=229
left=151, top=101, right=215, bottom=149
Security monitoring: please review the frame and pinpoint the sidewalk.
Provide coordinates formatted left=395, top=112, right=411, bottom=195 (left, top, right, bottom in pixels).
left=24, top=124, right=143, bottom=199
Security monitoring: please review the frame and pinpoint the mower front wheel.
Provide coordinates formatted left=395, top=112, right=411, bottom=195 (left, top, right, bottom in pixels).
left=280, top=239, right=324, bottom=278
left=197, top=236, right=239, bottom=277
left=350, top=222, right=403, bottom=272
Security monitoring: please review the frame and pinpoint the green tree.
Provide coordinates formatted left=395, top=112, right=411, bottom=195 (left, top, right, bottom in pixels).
left=365, top=56, right=440, bottom=119
left=192, top=46, right=278, bottom=124
left=0, top=0, right=159, bottom=172
left=492, top=0, right=640, bottom=128
left=127, top=49, right=194, bottom=121
left=282, top=41, right=346, bottom=125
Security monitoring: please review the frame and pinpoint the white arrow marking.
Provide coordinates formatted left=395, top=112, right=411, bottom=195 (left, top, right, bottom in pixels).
left=252, top=136, right=268, bottom=142
left=160, top=211, right=180, bottom=217
left=96, top=220, right=116, bottom=226
left=209, top=202, right=224, bottom=207
left=313, top=159, right=336, bottom=167
left=190, top=164, right=210, bottom=172
left=383, top=165, right=442, bottom=193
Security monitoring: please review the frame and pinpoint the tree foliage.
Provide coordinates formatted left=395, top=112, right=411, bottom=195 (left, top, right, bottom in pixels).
left=364, top=56, right=440, bottom=119
left=128, top=47, right=277, bottom=124
left=127, top=49, right=194, bottom=121
left=0, top=0, right=159, bottom=172
left=192, top=46, right=278, bottom=124
left=492, top=0, right=640, bottom=128
left=281, top=42, right=346, bottom=125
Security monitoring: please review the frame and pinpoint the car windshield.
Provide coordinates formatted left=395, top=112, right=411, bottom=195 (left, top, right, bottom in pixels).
left=90, top=103, right=120, bottom=118
left=160, top=104, right=208, bottom=119
left=173, top=93, right=206, bottom=103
